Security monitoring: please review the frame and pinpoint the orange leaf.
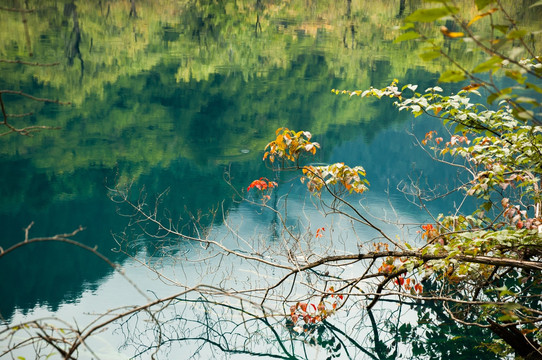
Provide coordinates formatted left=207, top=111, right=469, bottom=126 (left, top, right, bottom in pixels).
left=440, top=26, right=464, bottom=38
left=462, top=83, right=483, bottom=91
left=317, top=302, right=326, bottom=312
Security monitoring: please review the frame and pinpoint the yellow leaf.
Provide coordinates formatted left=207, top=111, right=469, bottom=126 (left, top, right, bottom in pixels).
left=440, top=26, right=464, bottom=38
left=467, top=8, right=498, bottom=27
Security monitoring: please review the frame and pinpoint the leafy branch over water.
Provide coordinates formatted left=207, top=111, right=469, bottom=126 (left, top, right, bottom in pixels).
left=1, top=0, right=541, bottom=359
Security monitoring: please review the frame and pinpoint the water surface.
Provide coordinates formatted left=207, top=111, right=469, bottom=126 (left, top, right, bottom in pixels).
left=2, top=1, right=535, bottom=358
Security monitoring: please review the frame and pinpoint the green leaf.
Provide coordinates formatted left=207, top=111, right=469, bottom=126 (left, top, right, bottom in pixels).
left=506, top=29, right=528, bottom=39
left=439, top=69, right=466, bottom=82
left=475, top=0, right=496, bottom=10
left=454, top=123, right=466, bottom=133
left=526, top=82, right=542, bottom=94
left=481, top=201, right=492, bottom=211
left=405, top=7, right=459, bottom=23
left=419, top=50, right=442, bottom=61
left=517, top=110, right=534, bottom=120
left=394, top=31, right=421, bottom=43
left=530, top=0, right=542, bottom=7
left=505, top=70, right=526, bottom=84
left=487, top=92, right=499, bottom=104
left=516, top=96, right=539, bottom=106
left=487, top=87, right=513, bottom=104
left=472, top=56, right=502, bottom=73
left=492, top=24, right=509, bottom=34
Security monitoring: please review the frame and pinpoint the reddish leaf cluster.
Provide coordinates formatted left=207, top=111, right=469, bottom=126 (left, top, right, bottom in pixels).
left=315, top=227, right=325, bottom=238
left=288, top=287, right=343, bottom=329
left=502, top=198, right=542, bottom=230
left=378, top=262, right=395, bottom=275
left=247, top=178, right=277, bottom=192
left=378, top=257, right=423, bottom=294
left=394, top=276, right=423, bottom=293
left=421, top=224, right=439, bottom=241
left=421, top=130, right=443, bottom=145
left=446, top=134, right=470, bottom=147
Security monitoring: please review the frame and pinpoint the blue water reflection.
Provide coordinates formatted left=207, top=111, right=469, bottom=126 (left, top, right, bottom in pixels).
left=0, top=1, right=497, bottom=358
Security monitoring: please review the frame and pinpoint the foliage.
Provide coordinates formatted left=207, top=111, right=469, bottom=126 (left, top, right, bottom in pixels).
left=322, top=0, right=542, bottom=357
left=2, top=1, right=542, bottom=359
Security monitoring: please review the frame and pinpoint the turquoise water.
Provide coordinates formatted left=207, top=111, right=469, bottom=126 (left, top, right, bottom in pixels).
left=0, top=1, right=512, bottom=358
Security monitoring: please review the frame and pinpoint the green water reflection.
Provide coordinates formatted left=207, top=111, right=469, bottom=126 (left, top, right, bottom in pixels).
left=1, top=1, right=539, bottom=357
left=0, top=0, right=475, bottom=320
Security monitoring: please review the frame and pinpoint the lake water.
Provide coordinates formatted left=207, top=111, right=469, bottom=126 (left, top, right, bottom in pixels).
left=1, top=1, right=536, bottom=359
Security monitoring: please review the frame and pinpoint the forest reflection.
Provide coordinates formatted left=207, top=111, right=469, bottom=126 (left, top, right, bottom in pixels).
left=0, top=1, right=540, bottom=352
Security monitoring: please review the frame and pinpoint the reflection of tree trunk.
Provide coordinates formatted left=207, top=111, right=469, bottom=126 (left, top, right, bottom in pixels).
left=324, top=320, right=380, bottom=360
left=98, top=1, right=111, bottom=18
left=129, top=0, right=137, bottom=18
left=64, top=2, right=84, bottom=78
left=488, top=319, right=542, bottom=360
left=254, top=0, right=262, bottom=36
left=343, top=0, right=355, bottom=49
left=397, top=0, right=406, bottom=18
left=368, top=308, right=398, bottom=359
left=20, top=0, right=33, bottom=56
left=426, top=295, right=542, bottom=360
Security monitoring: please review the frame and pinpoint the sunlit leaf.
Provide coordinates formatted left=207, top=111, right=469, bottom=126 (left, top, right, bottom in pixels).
left=405, top=7, right=459, bottom=23
left=526, top=82, right=542, bottom=94
left=505, top=70, right=526, bottom=84
left=419, top=50, right=442, bottom=61
left=487, top=87, right=513, bottom=104
left=394, top=31, right=420, bottom=43
left=439, top=69, right=466, bottom=82
left=475, top=0, right=496, bottom=10
left=472, top=56, right=502, bottom=73
left=506, top=29, right=528, bottom=39
left=515, top=96, right=539, bottom=106
left=400, top=22, right=415, bottom=30
left=517, top=110, right=534, bottom=120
